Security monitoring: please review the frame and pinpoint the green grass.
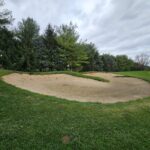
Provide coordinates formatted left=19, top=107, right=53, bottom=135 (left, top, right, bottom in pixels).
left=0, top=69, right=12, bottom=77
left=0, top=70, right=150, bottom=149
left=30, top=71, right=109, bottom=82
left=116, top=71, right=150, bottom=82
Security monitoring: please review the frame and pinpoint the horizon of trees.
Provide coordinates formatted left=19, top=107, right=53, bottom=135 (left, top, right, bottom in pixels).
left=0, top=0, right=149, bottom=72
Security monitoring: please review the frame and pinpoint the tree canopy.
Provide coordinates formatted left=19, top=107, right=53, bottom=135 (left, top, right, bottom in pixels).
left=0, top=0, right=149, bottom=72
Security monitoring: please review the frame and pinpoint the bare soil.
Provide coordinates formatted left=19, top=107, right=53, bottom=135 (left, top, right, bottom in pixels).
left=2, top=72, right=150, bottom=103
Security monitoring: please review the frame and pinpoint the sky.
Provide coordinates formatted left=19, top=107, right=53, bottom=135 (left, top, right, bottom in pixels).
left=5, top=0, right=150, bottom=59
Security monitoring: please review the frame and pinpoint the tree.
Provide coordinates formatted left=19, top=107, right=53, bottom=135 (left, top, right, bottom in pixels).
left=43, top=24, right=64, bottom=71
left=0, top=27, right=21, bottom=69
left=72, top=42, right=88, bottom=70
left=0, top=0, right=15, bottom=69
left=102, top=54, right=117, bottom=72
left=16, top=17, right=40, bottom=71
left=0, top=3, right=142, bottom=72
left=33, top=36, right=49, bottom=71
left=82, top=43, right=103, bottom=71
left=56, top=23, right=87, bottom=70
left=135, top=53, right=150, bottom=70
left=116, top=55, right=134, bottom=71
left=0, top=0, right=12, bottom=27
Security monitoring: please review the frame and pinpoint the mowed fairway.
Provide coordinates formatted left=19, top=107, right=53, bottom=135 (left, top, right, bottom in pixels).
left=2, top=72, right=150, bottom=103
left=0, top=70, right=150, bottom=149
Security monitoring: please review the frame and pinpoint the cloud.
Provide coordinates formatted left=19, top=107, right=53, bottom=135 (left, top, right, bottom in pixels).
left=5, top=0, right=150, bottom=58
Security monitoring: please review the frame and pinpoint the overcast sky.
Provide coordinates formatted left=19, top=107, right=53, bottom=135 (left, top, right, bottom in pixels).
left=5, top=0, right=150, bottom=58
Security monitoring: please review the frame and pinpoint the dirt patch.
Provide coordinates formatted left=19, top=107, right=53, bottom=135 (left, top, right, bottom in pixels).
left=2, top=73, right=150, bottom=103
left=62, top=135, right=71, bottom=144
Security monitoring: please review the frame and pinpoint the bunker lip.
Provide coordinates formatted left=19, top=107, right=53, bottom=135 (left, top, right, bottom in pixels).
left=2, top=72, right=150, bottom=103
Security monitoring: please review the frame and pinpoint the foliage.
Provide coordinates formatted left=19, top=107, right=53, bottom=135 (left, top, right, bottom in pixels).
left=0, top=27, right=21, bottom=69
left=116, top=55, right=134, bottom=71
left=0, top=1, right=148, bottom=72
left=82, top=43, right=103, bottom=71
left=101, top=54, right=118, bottom=72
left=16, top=17, right=40, bottom=71
left=56, top=23, right=88, bottom=70
left=43, top=24, right=65, bottom=71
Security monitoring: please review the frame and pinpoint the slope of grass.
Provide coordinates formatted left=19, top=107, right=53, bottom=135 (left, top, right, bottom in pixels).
left=0, top=70, right=150, bottom=149
left=31, top=71, right=109, bottom=82
left=117, top=71, right=150, bottom=82
left=0, top=69, right=12, bottom=78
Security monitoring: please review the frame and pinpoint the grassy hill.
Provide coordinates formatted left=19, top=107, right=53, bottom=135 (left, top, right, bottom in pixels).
left=0, top=70, right=150, bottom=150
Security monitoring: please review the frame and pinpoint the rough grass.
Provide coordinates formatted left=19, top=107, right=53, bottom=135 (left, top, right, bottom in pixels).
left=30, top=71, right=109, bottom=82
left=117, top=71, right=150, bottom=82
left=0, top=70, right=150, bottom=149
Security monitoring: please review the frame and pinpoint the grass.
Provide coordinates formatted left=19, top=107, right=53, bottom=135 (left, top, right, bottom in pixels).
left=0, top=69, right=12, bottom=77
left=30, top=71, right=109, bottom=82
left=0, top=70, right=150, bottom=149
left=116, top=71, right=150, bottom=82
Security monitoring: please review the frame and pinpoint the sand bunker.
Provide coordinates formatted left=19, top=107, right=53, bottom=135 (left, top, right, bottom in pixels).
left=2, top=72, right=150, bottom=103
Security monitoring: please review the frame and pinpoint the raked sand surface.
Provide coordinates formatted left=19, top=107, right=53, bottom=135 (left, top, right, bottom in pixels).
left=2, top=72, right=150, bottom=103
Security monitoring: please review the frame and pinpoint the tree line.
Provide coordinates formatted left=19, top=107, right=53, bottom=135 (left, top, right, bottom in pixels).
left=0, top=0, right=149, bottom=72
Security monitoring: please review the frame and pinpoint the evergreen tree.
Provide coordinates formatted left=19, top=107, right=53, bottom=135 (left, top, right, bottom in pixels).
left=43, top=24, right=63, bottom=71
left=16, top=17, right=40, bottom=71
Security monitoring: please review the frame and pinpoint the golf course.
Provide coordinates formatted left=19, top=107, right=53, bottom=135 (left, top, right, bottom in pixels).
left=0, top=69, right=150, bottom=149
left=1, top=0, right=150, bottom=149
